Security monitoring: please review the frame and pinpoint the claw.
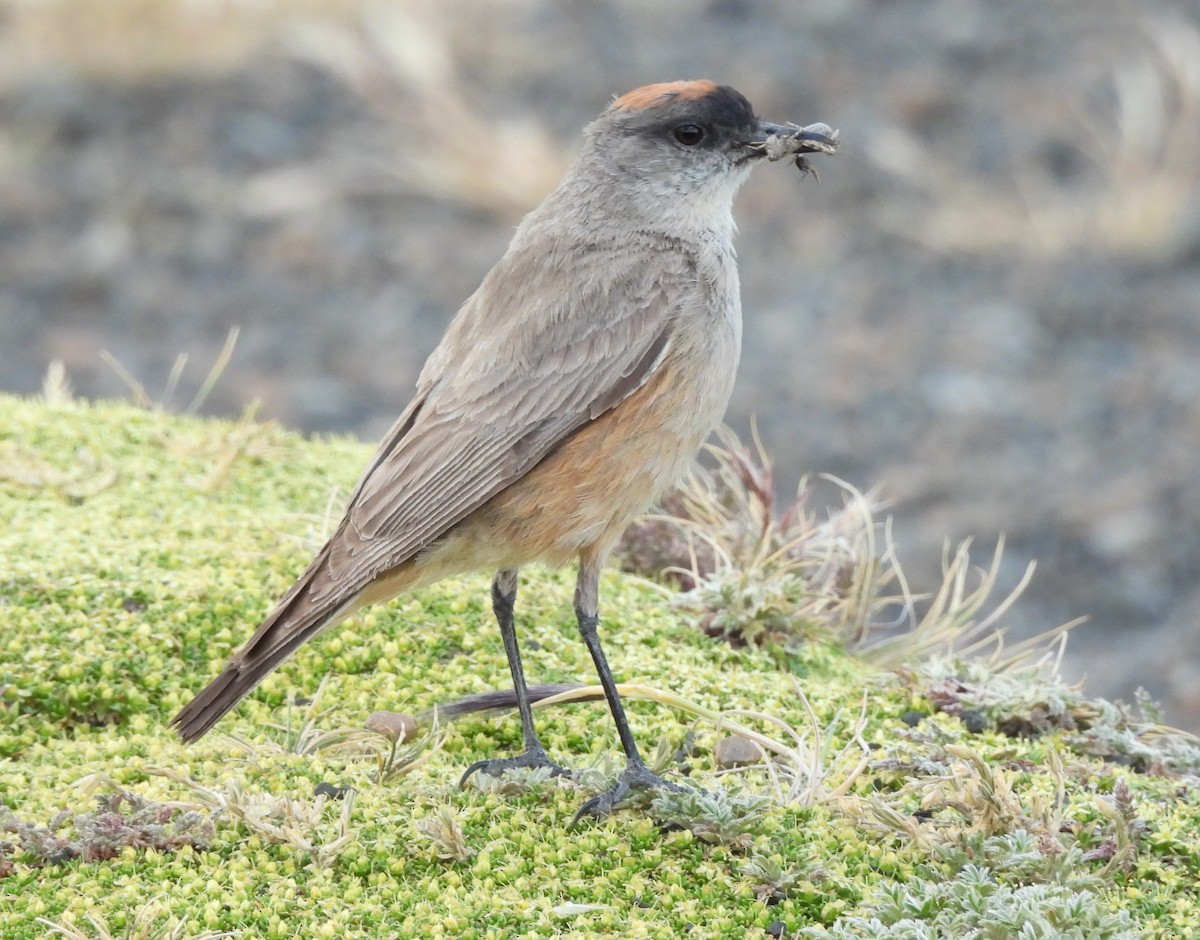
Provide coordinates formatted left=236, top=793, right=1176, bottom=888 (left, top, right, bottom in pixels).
left=459, top=746, right=573, bottom=789
left=571, top=761, right=683, bottom=825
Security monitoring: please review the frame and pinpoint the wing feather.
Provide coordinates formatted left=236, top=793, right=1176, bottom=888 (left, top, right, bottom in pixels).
left=322, top=237, right=700, bottom=587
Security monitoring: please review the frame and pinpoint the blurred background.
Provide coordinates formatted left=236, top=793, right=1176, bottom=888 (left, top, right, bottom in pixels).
left=2, top=0, right=1198, bottom=724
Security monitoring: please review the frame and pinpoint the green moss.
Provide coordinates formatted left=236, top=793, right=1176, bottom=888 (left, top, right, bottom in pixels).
left=1, top=394, right=1198, bottom=938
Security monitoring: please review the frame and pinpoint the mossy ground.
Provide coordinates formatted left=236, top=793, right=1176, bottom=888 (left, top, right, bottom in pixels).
left=1, top=394, right=1197, bottom=939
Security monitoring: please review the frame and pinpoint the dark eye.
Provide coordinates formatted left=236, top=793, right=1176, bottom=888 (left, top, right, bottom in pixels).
left=672, top=123, right=706, bottom=146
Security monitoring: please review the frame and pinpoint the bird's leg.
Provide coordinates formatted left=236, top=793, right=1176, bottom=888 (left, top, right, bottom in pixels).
left=459, top=569, right=572, bottom=787
left=571, top=559, right=682, bottom=823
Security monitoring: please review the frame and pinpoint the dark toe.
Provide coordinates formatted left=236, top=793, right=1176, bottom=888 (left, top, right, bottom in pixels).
left=571, top=762, right=681, bottom=825
left=459, top=748, right=572, bottom=789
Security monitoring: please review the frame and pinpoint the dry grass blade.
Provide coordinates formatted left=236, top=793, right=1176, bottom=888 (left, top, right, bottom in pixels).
left=194, top=402, right=278, bottom=492
left=216, top=677, right=446, bottom=784
left=412, top=805, right=473, bottom=862
left=279, top=6, right=569, bottom=216
left=845, top=739, right=1073, bottom=861
left=161, top=353, right=189, bottom=410
left=98, top=348, right=151, bottom=407
left=37, top=897, right=237, bottom=940
left=146, top=767, right=356, bottom=868
left=41, top=359, right=73, bottom=404
left=858, top=537, right=1025, bottom=666
left=187, top=326, right=241, bottom=414
left=99, top=326, right=241, bottom=414
left=0, top=440, right=117, bottom=498
left=714, top=681, right=872, bottom=807
left=621, top=424, right=1073, bottom=672
left=529, top=681, right=869, bottom=808
left=886, top=13, right=1200, bottom=259
left=857, top=534, right=1084, bottom=673
left=220, top=674, right=348, bottom=756
left=373, top=708, right=448, bottom=785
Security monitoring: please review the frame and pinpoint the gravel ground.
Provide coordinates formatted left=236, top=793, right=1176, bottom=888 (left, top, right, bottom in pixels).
left=2, top=0, right=1199, bottom=723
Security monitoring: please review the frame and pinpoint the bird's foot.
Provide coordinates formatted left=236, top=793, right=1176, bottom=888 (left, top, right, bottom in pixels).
left=572, top=761, right=683, bottom=824
left=459, top=746, right=572, bottom=789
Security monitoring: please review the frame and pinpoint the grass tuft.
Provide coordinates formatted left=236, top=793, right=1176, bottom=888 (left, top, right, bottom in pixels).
left=145, top=768, right=355, bottom=868
left=412, top=805, right=473, bottom=862
left=618, top=425, right=1075, bottom=670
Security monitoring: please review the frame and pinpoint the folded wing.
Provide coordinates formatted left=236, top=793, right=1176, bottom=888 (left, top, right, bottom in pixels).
left=325, top=237, right=701, bottom=590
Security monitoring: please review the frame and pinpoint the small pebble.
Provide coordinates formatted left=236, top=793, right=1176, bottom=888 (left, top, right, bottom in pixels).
left=365, top=710, right=417, bottom=742
left=714, top=734, right=762, bottom=768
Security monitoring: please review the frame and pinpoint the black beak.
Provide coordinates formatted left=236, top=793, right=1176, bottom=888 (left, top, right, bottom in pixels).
left=739, top=119, right=839, bottom=162
left=747, top=120, right=836, bottom=146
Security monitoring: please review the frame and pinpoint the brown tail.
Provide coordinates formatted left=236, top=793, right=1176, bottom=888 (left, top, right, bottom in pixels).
left=172, top=553, right=359, bottom=743
left=427, top=683, right=594, bottom=721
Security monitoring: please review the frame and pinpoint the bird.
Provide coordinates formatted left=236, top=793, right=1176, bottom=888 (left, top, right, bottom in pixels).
left=172, top=80, right=837, bottom=819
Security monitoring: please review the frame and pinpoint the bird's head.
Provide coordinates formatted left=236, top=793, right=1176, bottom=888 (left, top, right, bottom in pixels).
left=580, top=81, right=837, bottom=206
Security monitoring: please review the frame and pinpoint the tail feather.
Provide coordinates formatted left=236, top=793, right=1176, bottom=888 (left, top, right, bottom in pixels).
left=172, top=554, right=357, bottom=743
left=425, top=682, right=595, bottom=721
left=171, top=657, right=280, bottom=743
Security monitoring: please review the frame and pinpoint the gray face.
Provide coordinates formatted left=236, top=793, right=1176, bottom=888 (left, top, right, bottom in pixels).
left=585, top=84, right=764, bottom=194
